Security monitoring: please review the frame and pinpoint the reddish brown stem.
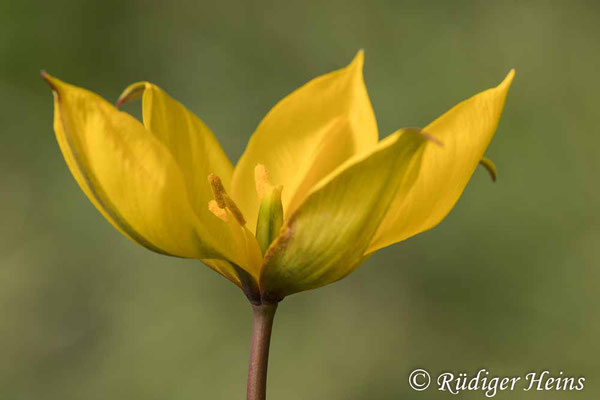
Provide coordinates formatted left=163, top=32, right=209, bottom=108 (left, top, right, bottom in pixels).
left=247, top=302, right=278, bottom=400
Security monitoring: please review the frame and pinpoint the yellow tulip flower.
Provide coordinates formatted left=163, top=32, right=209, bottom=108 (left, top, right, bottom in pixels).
left=42, top=51, right=514, bottom=400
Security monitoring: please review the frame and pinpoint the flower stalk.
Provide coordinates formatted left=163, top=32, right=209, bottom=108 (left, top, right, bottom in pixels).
left=247, top=302, right=278, bottom=400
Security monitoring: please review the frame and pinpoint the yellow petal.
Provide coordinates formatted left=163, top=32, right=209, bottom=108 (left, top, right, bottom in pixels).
left=210, top=205, right=263, bottom=280
left=42, top=73, right=251, bottom=277
left=117, top=81, right=234, bottom=219
left=368, top=70, right=515, bottom=252
left=231, top=51, right=378, bottom=231
left=259, top=129, right=430, bottom=298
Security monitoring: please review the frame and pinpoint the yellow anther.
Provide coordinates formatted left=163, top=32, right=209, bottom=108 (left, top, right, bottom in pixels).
left=207, top=173, right=246, bottom=226
left=208, top=200, right=228, bottom=222
left=208, top=173, right=227, bottom=209
left=254, top=164, right=274, bottom=200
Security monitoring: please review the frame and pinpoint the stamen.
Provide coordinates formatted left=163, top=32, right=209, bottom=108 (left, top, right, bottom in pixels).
left=224, top=196, right=246, bottom=226
left=254, top=164, right=273, bottom=200
left=208, top=173, right=227, bottom=209
left=207, top=173, right=246, bottom=226
left=208, top=200, right=228, bottom=221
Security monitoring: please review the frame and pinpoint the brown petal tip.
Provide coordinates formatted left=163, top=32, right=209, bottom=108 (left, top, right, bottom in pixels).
left=479, top=157, right=498, bottom=182
left=404, top=127, right=443, bottom=147
left=116, top=82, right=146, bottom=108
left=419, top=130, right=444, bottom=147
left=40, top=70, right=58, bottom=93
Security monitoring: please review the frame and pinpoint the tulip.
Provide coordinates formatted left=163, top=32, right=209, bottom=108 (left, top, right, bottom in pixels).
left=42, top=51, right=513, bottom=399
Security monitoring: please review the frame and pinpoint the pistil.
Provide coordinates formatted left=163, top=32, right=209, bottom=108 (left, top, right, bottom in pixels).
left=253, top=165, right=284, bottom=255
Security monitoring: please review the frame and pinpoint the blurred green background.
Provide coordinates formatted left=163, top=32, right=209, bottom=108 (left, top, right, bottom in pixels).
left=1, top=0, right=599, bottom=399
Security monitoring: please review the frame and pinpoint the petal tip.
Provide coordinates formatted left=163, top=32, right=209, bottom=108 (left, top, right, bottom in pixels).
left=351, top=49, right=365, bottom=70
left=500, top=69, right=516, bottom=89
left=404, top=127, right=444, bottom=147
left=116, top=81, right=147, bottom=108
left=40, top=71, right=65, bottom=101
left=40, top=70, right=58, bottom=92
left=479, top=157, right=498, bottom=182
left=419, top=130, right=444, bottom=147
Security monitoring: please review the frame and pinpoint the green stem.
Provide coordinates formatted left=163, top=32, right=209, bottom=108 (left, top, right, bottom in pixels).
left=247, top=302, right=278, bottom=400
